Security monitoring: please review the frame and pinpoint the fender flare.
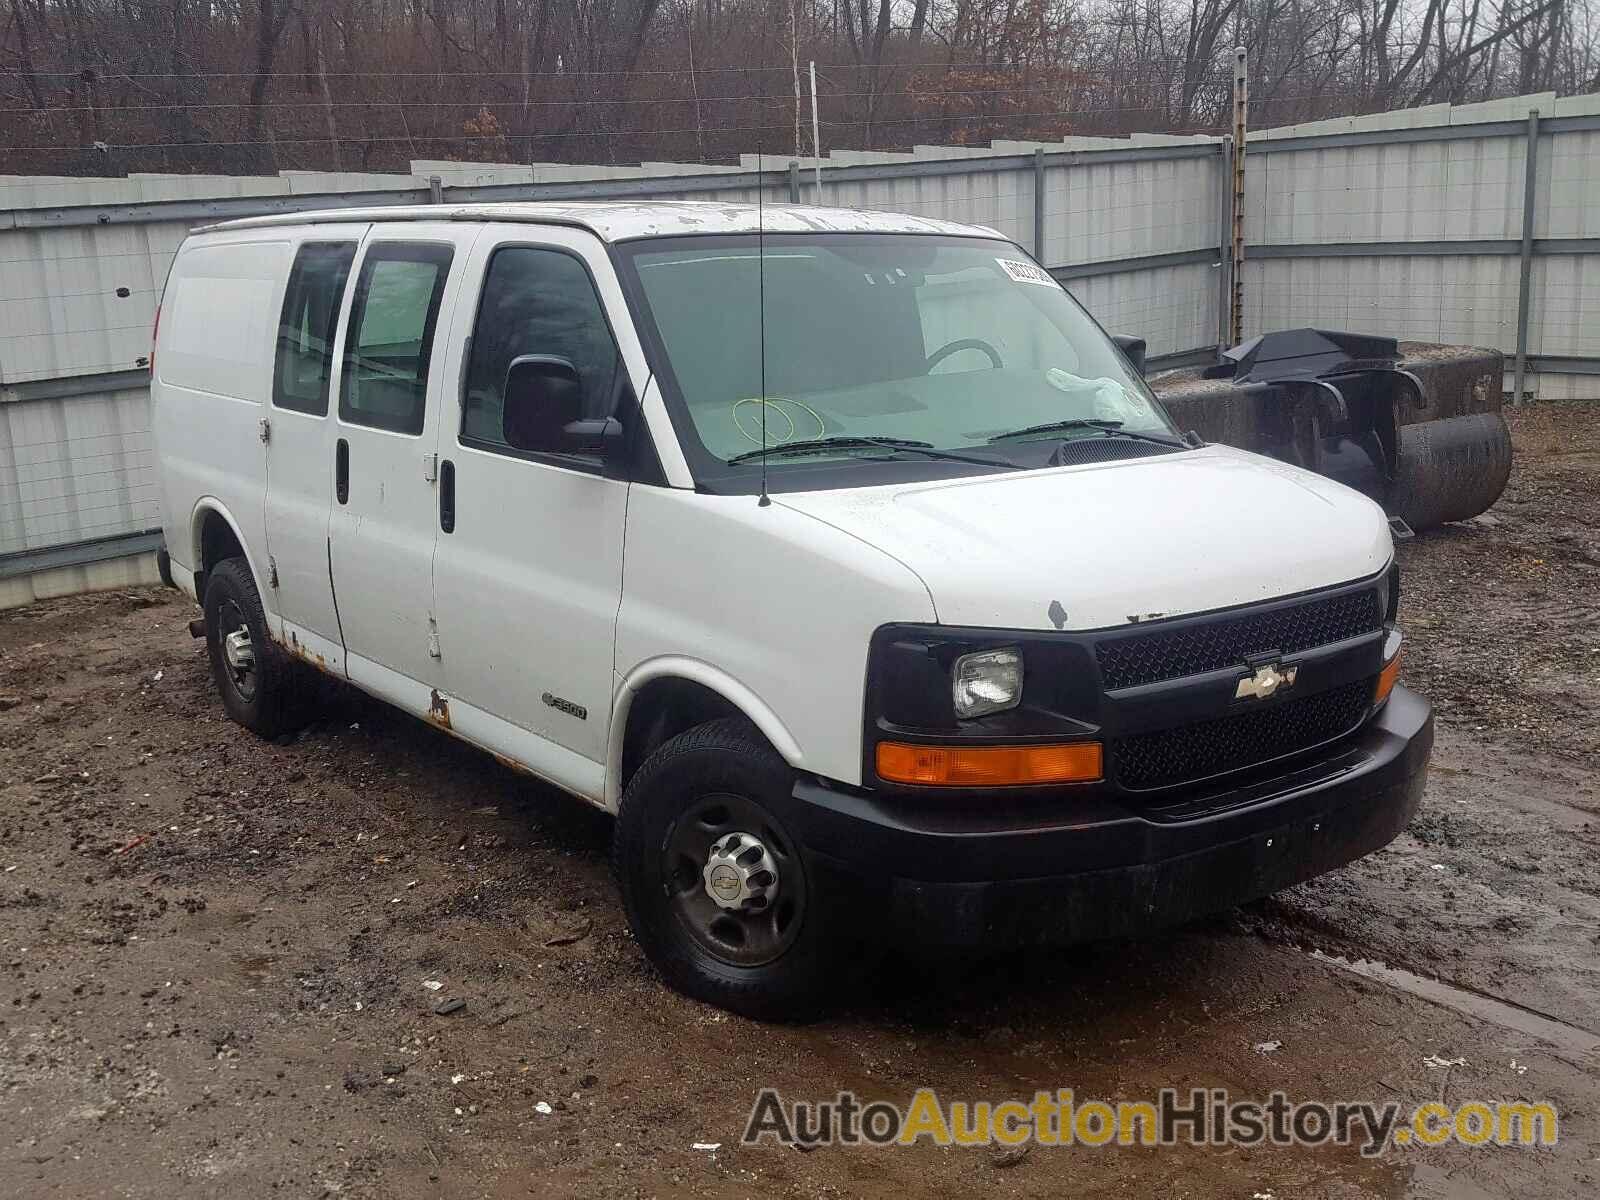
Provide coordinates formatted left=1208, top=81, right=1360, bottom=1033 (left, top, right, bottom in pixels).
left=606, top=656, right=804, bottom=810
left=188, top=497, right=274, bottom=618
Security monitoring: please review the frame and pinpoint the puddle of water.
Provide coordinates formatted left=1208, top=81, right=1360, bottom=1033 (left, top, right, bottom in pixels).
left=1309, top=951, right=1600, bottom=1057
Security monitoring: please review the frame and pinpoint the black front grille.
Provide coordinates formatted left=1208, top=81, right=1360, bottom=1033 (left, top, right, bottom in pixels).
left=1112, top=677, right=1374, bottom=791
left=1096, top=589, right=1381, bottom=691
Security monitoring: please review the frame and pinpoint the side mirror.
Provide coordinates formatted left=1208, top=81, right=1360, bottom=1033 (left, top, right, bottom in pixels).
left=1112, top=334, right=1147, bottom=376
left=502, top=354, right=619, bottom=458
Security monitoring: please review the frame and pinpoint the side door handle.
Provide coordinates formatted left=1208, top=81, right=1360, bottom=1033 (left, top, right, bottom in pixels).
left=335, top=438, right=349, bottom=505
left=439, top=459, right=455, bottom=533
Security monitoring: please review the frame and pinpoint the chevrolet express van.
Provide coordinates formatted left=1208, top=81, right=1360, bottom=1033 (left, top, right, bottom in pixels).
left=151, top=201, right=1432, bottom=1018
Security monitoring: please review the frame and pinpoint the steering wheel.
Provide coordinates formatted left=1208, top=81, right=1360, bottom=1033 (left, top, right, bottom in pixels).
left=926, top=338, right=1003, bottom=372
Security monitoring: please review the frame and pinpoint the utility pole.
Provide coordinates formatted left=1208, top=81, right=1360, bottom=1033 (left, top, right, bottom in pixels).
left=1230, top=46, right=1248, bottom=346
left=810, top=61, right=822, bottom=202
left=790, top=1, right=802, bottom=164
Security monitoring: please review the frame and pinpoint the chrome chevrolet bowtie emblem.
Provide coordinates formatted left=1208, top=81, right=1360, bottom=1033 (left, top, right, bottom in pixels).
left=1235, top=662, right=1297, bottom=701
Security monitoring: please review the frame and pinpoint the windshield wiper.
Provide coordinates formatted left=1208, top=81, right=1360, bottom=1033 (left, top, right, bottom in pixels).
left=725, top=435, right=1015, bottom=467
left=985, top=418, right=1187, bottom=448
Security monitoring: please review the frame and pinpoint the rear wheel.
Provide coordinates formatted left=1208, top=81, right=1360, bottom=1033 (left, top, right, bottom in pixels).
left=613, top=718, right=836, bottom=1021
left=202, top=557, right=308, bottom=739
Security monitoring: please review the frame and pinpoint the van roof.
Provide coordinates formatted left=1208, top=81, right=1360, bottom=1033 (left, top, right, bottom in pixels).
left=195, top=200, right=1004, bottom=243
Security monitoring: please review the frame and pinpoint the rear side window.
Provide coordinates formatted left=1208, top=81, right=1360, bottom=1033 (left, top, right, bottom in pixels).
left=461, top=246, right=621, bottom=451
left=158, top=240, right=288, bottom=404
left=273, top=242, right=355, bottom=415
left=339, top=243, right=453, bottom=435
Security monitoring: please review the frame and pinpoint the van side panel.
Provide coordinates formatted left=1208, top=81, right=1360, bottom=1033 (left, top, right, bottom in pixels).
left=153, top=235, right=292, bottom=600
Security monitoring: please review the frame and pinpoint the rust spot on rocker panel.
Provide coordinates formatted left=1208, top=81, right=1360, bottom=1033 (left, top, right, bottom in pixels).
left=492, top=752, right=533, bottom=777
left=283, top=630, right=329, bottom=673
left=427, top=689, right=452, bottom=730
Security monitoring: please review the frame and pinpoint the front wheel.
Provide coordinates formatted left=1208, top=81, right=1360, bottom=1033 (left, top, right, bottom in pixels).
left=202, top=557, right=308, bottom=739
left=613, top=718, right=837, bottom=1021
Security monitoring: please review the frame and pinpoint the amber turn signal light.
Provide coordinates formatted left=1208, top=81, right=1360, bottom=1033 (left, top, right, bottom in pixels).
left=876, top=740, right=1103, bottom=787
left=1374, top=649, right=1402, bottom=706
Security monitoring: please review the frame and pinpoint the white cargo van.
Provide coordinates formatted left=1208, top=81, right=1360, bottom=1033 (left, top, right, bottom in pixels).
left=151, top=202, right=1431, bottom=1018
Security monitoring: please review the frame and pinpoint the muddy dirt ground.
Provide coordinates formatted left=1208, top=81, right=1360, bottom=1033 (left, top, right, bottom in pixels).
left=2, top=403, right=1597, bottom=1199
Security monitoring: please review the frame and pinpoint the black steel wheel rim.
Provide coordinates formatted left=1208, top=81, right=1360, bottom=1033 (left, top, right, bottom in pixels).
left=662, top=791, right=806, bottom=968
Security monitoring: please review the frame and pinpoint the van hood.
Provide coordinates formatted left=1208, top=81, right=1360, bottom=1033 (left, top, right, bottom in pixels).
left=774, top=444, right=1393, bottom=631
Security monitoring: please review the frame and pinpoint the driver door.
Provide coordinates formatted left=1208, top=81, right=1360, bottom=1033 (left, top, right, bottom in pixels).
left=429, top=229, right=634, bottom=803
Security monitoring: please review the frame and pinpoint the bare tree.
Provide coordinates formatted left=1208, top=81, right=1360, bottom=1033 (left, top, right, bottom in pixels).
left=245, top=0, right=293, bottom=171
left=2, top=0, right=1598, bottom=174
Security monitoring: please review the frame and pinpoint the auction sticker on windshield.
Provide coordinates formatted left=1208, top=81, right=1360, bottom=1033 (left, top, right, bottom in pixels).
left=996, top=258, right=1060, bottom=287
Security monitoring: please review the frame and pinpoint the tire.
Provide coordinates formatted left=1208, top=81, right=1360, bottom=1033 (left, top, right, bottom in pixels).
left=613, top=718, right=838, bottom=1021
left=202, top=557, right=308, bottom=739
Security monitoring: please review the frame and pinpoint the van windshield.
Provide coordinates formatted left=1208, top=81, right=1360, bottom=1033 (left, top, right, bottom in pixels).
left=618, top=234, right=1178, bottom=485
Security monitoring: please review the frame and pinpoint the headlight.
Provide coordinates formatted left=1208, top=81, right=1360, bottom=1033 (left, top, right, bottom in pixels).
left=952, top=647, right=1024, bottom=718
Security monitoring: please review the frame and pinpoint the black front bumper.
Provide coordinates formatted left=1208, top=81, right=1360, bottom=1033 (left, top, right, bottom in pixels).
left=788, top=686, right=1432, bottom=947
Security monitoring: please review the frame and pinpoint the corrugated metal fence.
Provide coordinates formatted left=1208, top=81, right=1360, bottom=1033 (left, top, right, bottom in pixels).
left=2, top=91, right=1597, bottom=607
left=1247, top=92, right=1600, bottom=402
